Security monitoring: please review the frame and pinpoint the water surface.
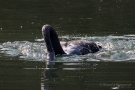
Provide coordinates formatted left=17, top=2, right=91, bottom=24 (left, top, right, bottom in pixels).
left=1, top=35, right=135, bottom=61
left=0, top=0, right=135, bottom=90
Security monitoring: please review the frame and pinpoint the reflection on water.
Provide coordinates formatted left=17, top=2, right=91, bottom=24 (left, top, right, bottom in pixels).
left=39, top=62, right=135, bottom=90
left=1, top=35, right=135, bottom=62
left=0, top=60, right=134, bottom=90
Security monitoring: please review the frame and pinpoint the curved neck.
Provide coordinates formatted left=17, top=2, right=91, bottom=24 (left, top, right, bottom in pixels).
left=42, top=24, right=65, bottom=60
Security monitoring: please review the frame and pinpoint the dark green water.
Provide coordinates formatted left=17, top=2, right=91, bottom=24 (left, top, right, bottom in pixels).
left=1, top=0, right=135, bottom=42
left=0, top=0, right=135, bottom=90
left=0, top=61, right=135, bottom=90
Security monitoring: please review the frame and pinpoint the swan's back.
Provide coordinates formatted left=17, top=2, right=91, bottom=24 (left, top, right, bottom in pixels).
left=62, top=41, right=101, bottom=55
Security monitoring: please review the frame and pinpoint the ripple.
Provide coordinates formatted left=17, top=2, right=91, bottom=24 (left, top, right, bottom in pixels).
left=0, top=35, right=135, bottom=62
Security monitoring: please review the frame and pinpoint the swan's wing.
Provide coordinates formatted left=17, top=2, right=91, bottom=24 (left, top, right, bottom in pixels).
left=63, top=45, right=90, bottom=55
left=71, top=42, right=102, bottom=53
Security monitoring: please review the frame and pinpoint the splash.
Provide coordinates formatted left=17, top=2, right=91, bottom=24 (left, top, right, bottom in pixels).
left=0, top=41, right=46, bottom=61
left=0, top=35, right=135, bottom=61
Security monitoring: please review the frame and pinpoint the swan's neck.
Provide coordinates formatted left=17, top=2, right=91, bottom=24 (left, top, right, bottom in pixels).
left=42, top=24, right=65, bottom=60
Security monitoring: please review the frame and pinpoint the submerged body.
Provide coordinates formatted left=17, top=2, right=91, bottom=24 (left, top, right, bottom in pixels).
left=42, top=24, right=102, bottom=60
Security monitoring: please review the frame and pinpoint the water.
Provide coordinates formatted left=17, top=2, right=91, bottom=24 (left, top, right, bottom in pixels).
left=1, top=35, right=135, bottom=61
left=0, top=0, right=135, bottom=90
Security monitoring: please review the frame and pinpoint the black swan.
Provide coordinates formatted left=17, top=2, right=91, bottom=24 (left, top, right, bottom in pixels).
left=42, top=24, right=102, bottom=60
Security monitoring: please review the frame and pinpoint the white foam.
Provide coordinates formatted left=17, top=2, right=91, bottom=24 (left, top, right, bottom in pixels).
left=0, top=35, right=135, bottom=61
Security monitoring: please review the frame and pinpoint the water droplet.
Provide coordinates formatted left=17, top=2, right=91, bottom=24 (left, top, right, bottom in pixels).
left=100, top=0, right=103, bottom=2
left=20, top=26, right=22, bottom=29
left=60, top=18, right=63, bottom=20
left=31, top=22, right=34, bottom=24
